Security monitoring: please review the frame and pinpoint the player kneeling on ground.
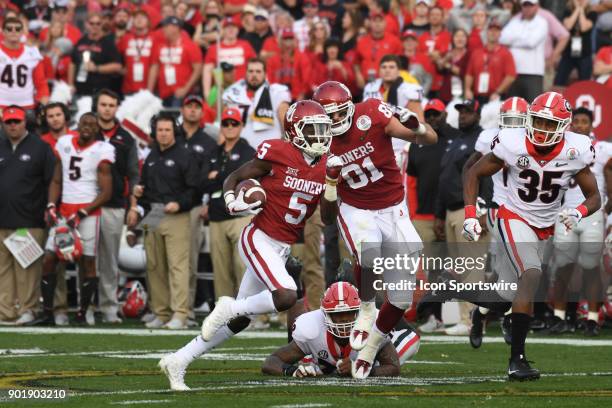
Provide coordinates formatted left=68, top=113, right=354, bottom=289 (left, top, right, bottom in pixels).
left=262, top=282, right=420, bottom=377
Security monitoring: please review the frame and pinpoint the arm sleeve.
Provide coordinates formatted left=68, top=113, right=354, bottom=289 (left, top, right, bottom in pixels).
left=291, top=315, right=312, bottom=355
left=490, top=133, right=508, bottom=162
left=101, top=143, right=116, bottom=164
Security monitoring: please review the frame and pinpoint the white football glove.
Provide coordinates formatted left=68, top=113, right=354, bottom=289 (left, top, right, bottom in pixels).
left=462, top=218, right=482, bottom=242
left=558, top=208, right=582, bottom=232
left=226, top=189, right=262, bottom=216
left=292, top=363, right=323, bottom=378
left=395, top=106, right=426, bottom=135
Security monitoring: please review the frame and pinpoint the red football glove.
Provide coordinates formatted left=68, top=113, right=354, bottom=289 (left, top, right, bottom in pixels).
left=66, top=209, right=88, bottom=229
left=45, top=203, right=59, bottom=227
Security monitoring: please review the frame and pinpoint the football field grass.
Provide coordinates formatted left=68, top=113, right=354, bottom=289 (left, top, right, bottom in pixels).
left=1, top=324, right=611, bottom=407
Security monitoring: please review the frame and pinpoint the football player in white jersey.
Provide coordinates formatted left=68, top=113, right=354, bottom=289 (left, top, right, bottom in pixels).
left=37, top=113, right=114, bottom=325
left=262, top=282, right=420, bottom=377
left=462, top=96, right=528, bottom=348
left=362, top=54, right=425, bottom=156
left=550, top=107, right=612, bottom=336
left=463, top=92, right=600, bottom=380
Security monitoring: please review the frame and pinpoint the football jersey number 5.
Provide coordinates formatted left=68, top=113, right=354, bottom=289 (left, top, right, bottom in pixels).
left=69, top=156, right=83, bottom=181
left=285, top=192, right=314, bottom=225
left=518, top=170, right=563, bottom=204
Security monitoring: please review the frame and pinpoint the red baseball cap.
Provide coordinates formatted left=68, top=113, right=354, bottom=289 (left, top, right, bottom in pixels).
left=2, top=106, right=26, bottom=122
left=424, top=99, right=446, bottom=113
left=402, top=29, right=418, bottom=40
left=221, top=107, right=242, bottom=123
left=304, top=0, right=319, bottom=5
left=369, top=11, right=385, bottom=19
left=183, top=95, right=204, bottom=107
left=222, top=16, right=239, bottom=28
left=280, top=28, right=295, bottom=39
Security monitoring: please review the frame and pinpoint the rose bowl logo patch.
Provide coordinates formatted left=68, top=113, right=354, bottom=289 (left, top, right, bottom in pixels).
left=567, top=147, right=578, bottom=160
left=356, top=115, right=371, bottom=131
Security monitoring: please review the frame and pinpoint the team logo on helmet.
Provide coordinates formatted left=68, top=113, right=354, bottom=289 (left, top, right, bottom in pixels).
left=517, top=155, right=530, bottom=169
left=318, top=350, right=329, bottom=360
left=564, top=100, right=572, bottom=112
left=567, top=147, right=578, bottom=160
left=356, top=115, right=371, bottom=131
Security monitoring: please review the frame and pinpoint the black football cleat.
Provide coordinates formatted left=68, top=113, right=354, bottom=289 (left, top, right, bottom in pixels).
left=469, top=308, right=484, bottom=349
left=547, top=316, right=570, bottom=334
left=74, top=311, right=87, bottom=325
left=501, top=315, right=512, bottom=345
left=508, top=355, right=540, bottom=381
left=29, top=311, right=55, bottom=326
left=583, top=320, right=600, bottom=337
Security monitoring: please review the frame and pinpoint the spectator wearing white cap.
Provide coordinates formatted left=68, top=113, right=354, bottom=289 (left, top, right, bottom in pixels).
left=405, top=0, right=431, bottom=37
left=500, top=0, right=548, bottom=101
left=242, top=8, right=274, bottom=54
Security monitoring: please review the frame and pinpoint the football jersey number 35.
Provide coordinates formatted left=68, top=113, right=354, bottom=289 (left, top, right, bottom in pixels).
left=518, top=170, right=563, bottom=204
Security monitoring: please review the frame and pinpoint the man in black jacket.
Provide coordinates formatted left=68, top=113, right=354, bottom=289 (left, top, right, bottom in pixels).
left=204, top=108, right=255, bottom=298
left=0, top=106, right=55, bottom=325
left=434, top=99, right=491, bottom=336
left=127, top=112, right=200, bottom=330
left=96, top=89, right=139, bottom=324
left=179, top=95, right=217, bottom=324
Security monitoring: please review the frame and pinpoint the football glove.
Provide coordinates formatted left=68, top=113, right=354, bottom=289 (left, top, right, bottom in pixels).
left=292, top=363, right=323, bottom=378
left=462, top=218, right=482, bottom=242
left=325, top=155, right=343, bottom=185
left=558, top=208, right=582, bottom=232
left=66, top=209, right=88, bottom=229
left=45, top=203, right=59, bottom=227
left=225, top=189, right=262, bottom=216
left=394, top=106, right=426, bottom=135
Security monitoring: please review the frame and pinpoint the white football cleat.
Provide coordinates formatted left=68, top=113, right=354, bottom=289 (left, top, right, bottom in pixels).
left=351, top=328, right=386, bottom=380
left=350, top=301, right=376, bottom=350
left=201, top=296, right=235, bottom=341
left=159, top=354, right=190, bottom=391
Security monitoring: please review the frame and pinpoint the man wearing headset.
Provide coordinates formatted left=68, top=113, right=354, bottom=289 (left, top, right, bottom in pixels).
left=127, top=112, right=200, bottom=330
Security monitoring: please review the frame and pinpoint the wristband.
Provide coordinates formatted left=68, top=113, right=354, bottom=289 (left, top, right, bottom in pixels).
left=47, top=203, right=56, bottom=209
left=464, top=205, right=477, bottom=219
left=78, top=209, right=88, bottom=218
left=576, top=204, right=588, bottom=217
left=126, top=230, right=136, bottom=237
left=325, top=175, right=338, bottom=187
left=324, top=184, right=337, bottom=201
left=282, top=364, right=298, bottom=376
left=224, top=191, right=235, bottom=206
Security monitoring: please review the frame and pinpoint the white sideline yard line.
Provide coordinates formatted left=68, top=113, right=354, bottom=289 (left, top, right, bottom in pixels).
left=110, top=399, right=172, bottom=405
left=271, top=404, right=332, bottom=408
left=0, top=348, right=45, bottom=355
left=1, top=327, right=612, bottom=347
left=66, top=372, right=612, bottom=397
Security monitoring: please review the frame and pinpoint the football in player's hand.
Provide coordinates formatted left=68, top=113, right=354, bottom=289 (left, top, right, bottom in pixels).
left=236, top=179, right=267, bottom=206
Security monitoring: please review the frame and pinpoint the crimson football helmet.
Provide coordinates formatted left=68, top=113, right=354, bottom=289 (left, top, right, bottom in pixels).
left=321, top=281, right=361, bottom=338
left=526, top=92, right=572, bottom=146
left=499, top=97, right=528, bottom=129
left=53, top=222, right=83, bottom=262
left=312, top=81, right=355, bottom=136
left=118, top=281, right=148, bottom=318
left=284, top=100, right=332, bottom=157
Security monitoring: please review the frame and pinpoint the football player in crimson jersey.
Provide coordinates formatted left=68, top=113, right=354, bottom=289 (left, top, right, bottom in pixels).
left=262, top=282, right=420, bottom=378
left=313, top=81, right=437, bottom=379
left=159, top=100, right=333, bottom=391
left=550, top=107, right=612, bottom=337
left=462, top=96, right=528, bottom=348
left=37, top=113, right=114, bottom=325
left=462, top=92, right=600, bottom=380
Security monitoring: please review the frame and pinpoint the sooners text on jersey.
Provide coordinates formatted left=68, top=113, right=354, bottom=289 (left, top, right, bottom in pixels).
left=331, top=98, right=404, bottom=210
left=491, top=128, right=594, bottom=228
left=55, top=134, right=115, bottom=216
left=253, top=139, right=326, bottom=244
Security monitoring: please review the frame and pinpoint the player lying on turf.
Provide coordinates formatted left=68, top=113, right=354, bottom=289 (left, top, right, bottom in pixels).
left=262, top=282, right=420, bottom=377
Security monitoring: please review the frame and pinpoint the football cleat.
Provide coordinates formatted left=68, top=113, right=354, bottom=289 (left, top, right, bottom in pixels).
left=350, top=301, right=376, bottom=350
left=201, top=296, right=235, bottom=341
left=159, top=354, right=190, bottom=391
left=508, top=355, right=540, bottom=381
left=501, top=315, right=512, bottom=345
left=74, top=310, right=87, bottom=325
left=583, top=319, right=600, bottom=337
left=29, top=311, right=55, bottom=326
left=547, top=316, right=570, bottom=334
left=469, top=308, right=485, bottom=349
left=351, top=328, right=386, bottom=379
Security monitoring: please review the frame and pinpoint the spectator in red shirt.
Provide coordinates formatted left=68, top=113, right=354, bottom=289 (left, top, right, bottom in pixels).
left=304, top=20, right=330, bottom=61
left=594, top=45, right=612, bottom=88
left=118, top=9, right=154, bottom=95
left=436, top=28, right=470, bottom=103
left=111, top=6, right=131, bottom=44
left=312, top=37, right=357, bottom=95
left=266, top=29, right=312, bottom=100
left=418, top=5, right=451, bottom=93
left=39, top=2, right=82, bottom=46
left=369, top=0, right=400, bottom=38
left=41, top=21, right=73, bottom=82
left=148, top=16, right=203, bottom=107
left=464, top=20, right=516, bottom=104
left=401, top=29, right=435, bottom=95
left=203, top=16, right=256, bottom=101
left=354, top=10, right=402, bottom=89
left=193, top=1, right=222, bottom=55
left=467, top=5, right=487, bottom=50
